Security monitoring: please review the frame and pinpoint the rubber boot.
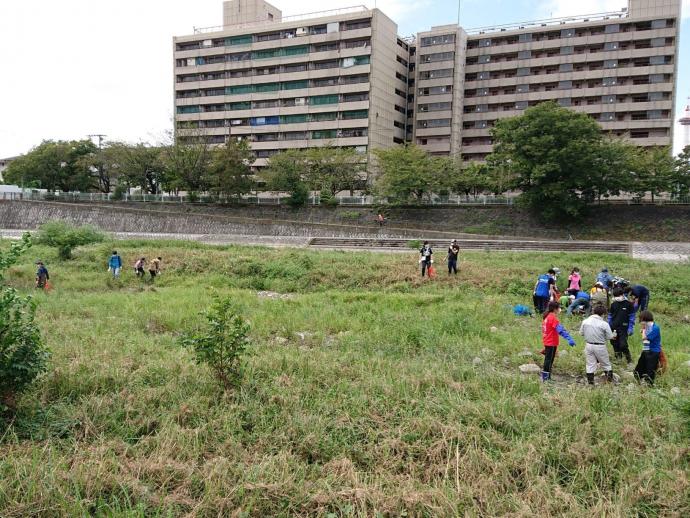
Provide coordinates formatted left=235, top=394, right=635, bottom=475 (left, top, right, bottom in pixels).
left=586, top=373, right=595, bottom=385
left=541, top=371, right=550, bottom=382
left=606, top=370, right=614, bottom=383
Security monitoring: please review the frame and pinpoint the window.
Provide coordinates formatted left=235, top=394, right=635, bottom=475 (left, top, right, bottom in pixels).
left=254, top=82, right=279, bottom=93
left=282, top=80, right=308, bottom=90
left=228, top=84, right=252, bottom=95
left=515, top=101, right=528, bottom=110
left=604, top=59, right=618, bottom=69
left=516, top=84, right=529, bottom=93
left=283, top=63, right=307, bottom=73
left=479, top=38, right=491, bottom=47
left=475, top=104, right=488, bottom=113
left=339, top=128, right=367, bottom=138
left=558, top=80, right=572, bottom=90
left=602, top=77, right=617, bottom=86
left=602, top=95, right=616, bottom=104
left=630, top=131, right=649, bottom=139
left=420, top=68, right=453, bottom=80
left=649, top=91, right=663, bottom=101
left=342, top=19, right=371, bottom=31
left=651, top=19, right=666, bottom=29
left=310, top=112, right=337, bottom=122
left=342, top=110, right=368, bottom=120
left=312, top=77, right=337, bottom=88
left=604, top=41, right=619, bottom=51
left=343, top=39, right=370, bottom=49
left=226, top=35, right=252, bottom=46
left=253, top=99, right=279, bottom=109
left=600, top=112, right=615, bottom=122
left=651, top=37, right=665, bottom=47
left=421, top=34, right=456, bottom=46
left=280, top=114, right=308, bottom=124
left=311, top=94, right=339, bottom=105
left=229, top=101, right=250, bottom=110
left=177, top=105, right=200, bottom=114
left=605, top=24, right=619, bottom=34
left=314, top=42, right=338, bottom=52
left=418, top=102, right=451, bottom=112
left=649, top=74, right=665, bottom=83
left=518, top=50, right=531, bottom=60
left=313, top=60, right=338, bottom=70
left=327, top=22, right=339, bottom=33
left=647, top=110, right=662, bottom=119
left=342, top=92, right=369, bottom=102
left=478, top=55, right=491, bottom=64
left=312, top=130, right=337, bottom=139
left=478, top=71, right=490, bottom=80
left=560, top=46, right=574, bottom=55
left=517, top=67, right=530, bottom=77
left=559, top=63, right=573, bottom=72
left=284, top=45, right=309, bottom=56
left=561, top=28, right=575, bottom=38
left=250, top=116, right=279, bottom=126
left=284, top=131, right=308, bottom=141
left=421, top=51, right=454, bottom=63
left=558, top=98, right=571, bottom=107
left=417, top=119, right=451, bottom=128
left=418, top=85, right=451, bottom=95
left=519, top=33, right=532, bottom=43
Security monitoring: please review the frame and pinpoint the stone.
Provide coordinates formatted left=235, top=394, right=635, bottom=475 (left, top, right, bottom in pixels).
left=490, top=326, right=498, bottom=333
left=295, top=331, right=314, bottom=342
left=481, top=348, right=493, bottom=356
left=272, top=336, right=288, bottom=345
left=518, top=350, right=533, bottom=357
left=257, top=291, right=295, bottom=300
left=472, top=357, right=483, bottom=366
left=670, top=387, right=681, bottom=395
left=519, top=363, right=542, bottom=374
left=612, top=373, right=621, bottom=383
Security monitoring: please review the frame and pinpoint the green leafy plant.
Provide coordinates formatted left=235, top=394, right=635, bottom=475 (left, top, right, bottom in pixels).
left=407, top=240, right=421, bottom=250
left=0, top=234, right=49, bottom=416
left=180, top=298, right=251, bottom=390
left=36, top=221, right=106, bottom=260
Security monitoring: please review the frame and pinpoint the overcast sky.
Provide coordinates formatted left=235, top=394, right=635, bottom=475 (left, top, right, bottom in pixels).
left=0, top=0, right=687, bottom=158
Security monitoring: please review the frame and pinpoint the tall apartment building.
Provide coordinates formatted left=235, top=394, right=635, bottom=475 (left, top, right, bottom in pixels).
left=173, top=0, right=682, bottom=168
left=173, top=0, right=410, bottom=168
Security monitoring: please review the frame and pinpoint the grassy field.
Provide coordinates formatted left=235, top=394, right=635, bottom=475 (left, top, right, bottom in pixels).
left=1, top=239, right=689, bottom=517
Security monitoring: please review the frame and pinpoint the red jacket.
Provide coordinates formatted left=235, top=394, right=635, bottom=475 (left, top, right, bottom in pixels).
left=542, top=313, right=561, bottom=347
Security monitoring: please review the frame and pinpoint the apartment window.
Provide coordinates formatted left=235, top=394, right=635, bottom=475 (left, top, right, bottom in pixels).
left=602, top=95, right=616, bottom=104
left=283, top=132, right=308, bottom=141
left=255, top=82, right=279, bottom=93
left=342, top=92, right=369, bottom=102
left=343, top=39, right=370, bottom=49
left=417, top=118, right=451, bottom=128
left=649, top=55, right=666, bottom=65
left=515, top=101, right=528, bottom=110
left=558, top=98, right=571, bottom=107
left=649, top=74, right=665, bottom=83
left=519, top=33, right=532, bottom=43
left=651, top=19, right=666, bottom=29
left=342, top=110, right=369, bottom=119
left=602, top=77, right=617, bottom=86
left=420, top=34, right=456, bottom=46
left=339, top=128, right=368, bottom=138
left=475, top=104, right=488, bottom=113
left=312, top=77, right=337, bottom=88
left=516, top=84, right=529, bottom=93
left=280, top=114, right=308, bottom=124
left=313, top=60, right=338, bottom=70
left=560, top=46, right=574, bottom=55
left=561, top=28, right=575, bottom=38
left=327, top=22, right=339, bottom=33
left=649, top=92, right=664, bottom=101
left=342, top=55, right=370, bottom=67
left=477, top=88, right=489, bottom=96
left=418, top=85, right=452, bottom=95
left=604, top=59, right=618, bottom=69
left=420, top=68, right=453, bottom=79
left=177, top=105, right=200, bottom=114
left=314, top=42, right=338, bottom=52
left=282, top=80, right=308, bottom=90
left=518, top=50, right=531, bottom=60
left=647, top=110, right=662, bottom=119
left=342, top=19, right=371, bottom=31
left=630, top=131, right=649, bottom=139
left=479, top=38, right=491, bottom=47
left=419, top=102, right=452, bottom=112
left=250, top=116, right=279, bottom=126
left=284, top=63, right=307, bottom=73
left=312, top=130, right=338, bottom=139
left=557, top=80, right=572, bottom=90
left=310, top=112, right=337, bottom=122
left=228, top=84, right=252, bottom=95
left=226, top=35, right=253, bottom=46
left=600, top=112, right=615, bottom=122
left=475, top=120, right=488, bottom=129
left=559, top=63, right=573, bottom=72
left=253, top=99, right=279, bottom=109
left=605, top=24, right=620, bottom=34
left=517, top=67, right=530, bottom=77
left=229, top=101, right=251, bottom=110
left=478, top=71, right=490, bottom=80
left=422, top=51, right=455, bottom=63
left=604, top=41, right=619, bottom=51
left=478, top=55, right=491, bottom=64
left=311, top=94, right=339, bottom=105
left=341, top=74, right=369, bottom=85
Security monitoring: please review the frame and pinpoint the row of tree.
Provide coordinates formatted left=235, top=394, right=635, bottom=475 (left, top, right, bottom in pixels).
left=5, top=102, right=690, bottom=219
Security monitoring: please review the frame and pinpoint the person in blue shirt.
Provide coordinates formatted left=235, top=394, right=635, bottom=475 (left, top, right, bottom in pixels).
left=566, top=290, right=590, bottom=315
left=108, top=251, right=122, bottom=279
left=628, top=284, right=650, bottom=312
left=533, top=269, right=556, bottom=314
left=596, top=267, right=614, bottom=290
left=634, top=310, right=662, bottom=385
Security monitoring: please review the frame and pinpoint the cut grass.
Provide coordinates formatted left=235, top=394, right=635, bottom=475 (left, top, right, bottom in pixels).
left=1, top=239, right=689, bottom=517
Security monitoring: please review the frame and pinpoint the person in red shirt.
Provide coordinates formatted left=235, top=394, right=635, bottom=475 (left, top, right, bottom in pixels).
left=541, top=301, right=576, bottom=381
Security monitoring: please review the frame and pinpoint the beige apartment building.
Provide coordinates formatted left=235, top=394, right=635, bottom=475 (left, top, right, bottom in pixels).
left=174, top=0, right=682, bottom=168
left=174, top=0, right=409, bottom=168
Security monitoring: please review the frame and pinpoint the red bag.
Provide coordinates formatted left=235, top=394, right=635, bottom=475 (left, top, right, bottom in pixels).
left=44, top=281, right=52, bottom=292
left=428, top=265, right=436, bottom=278
left=658, top=350, right=668, bottom=374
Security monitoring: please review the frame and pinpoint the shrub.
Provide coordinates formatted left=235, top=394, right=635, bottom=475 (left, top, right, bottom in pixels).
left=111, top=185, right=126, bottom=201
left=339, top=211, right=361, bottom=220
left=36, top=222, right=106, bottom=260
left=180, top=298, right=251, bottom=391
left=407, top=240, right=421, bottom=250
left=287, top=184, right=309, bottom=208
left=0, top=234, right=49, bottom=416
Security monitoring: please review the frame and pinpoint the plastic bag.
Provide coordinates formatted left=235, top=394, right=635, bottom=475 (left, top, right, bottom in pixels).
left=428, top=265, right=436, bottom=278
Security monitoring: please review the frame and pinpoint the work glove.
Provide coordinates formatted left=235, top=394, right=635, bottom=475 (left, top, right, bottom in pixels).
left=568, top=339, right=576, bottom=347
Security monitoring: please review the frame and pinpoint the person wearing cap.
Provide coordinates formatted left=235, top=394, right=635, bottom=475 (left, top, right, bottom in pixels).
left=447, top=240, right=460, bottom=275
left=579, top=305, right=615, bottom=385
left=35, top=261, right=49, bottom=289
left=596, top=267, right=614, bottom=290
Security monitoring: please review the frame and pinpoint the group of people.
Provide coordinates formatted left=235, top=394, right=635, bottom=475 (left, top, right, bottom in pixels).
left=534, top=266, right=662, bottom=386
left=109, top=251, right=162, bottom=281
left=418, top=240, right=461, bottom=277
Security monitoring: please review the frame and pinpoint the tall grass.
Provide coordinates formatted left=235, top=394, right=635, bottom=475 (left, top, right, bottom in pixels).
left=1, top=240, right=688, bottom=516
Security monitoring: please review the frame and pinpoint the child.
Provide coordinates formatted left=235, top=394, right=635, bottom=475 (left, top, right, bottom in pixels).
left=608, top=287, right=635, bottom=363
left=567, top=267, right=582, bottom=297
left=541, top=301, right=576, bottom=381
left=419, top=241, right=433, bottom=277
left=634, top=310, right=662, bottom=385
left=35, top=261, right=50, bottom=289
left=580, top=305, right=614, bottom=385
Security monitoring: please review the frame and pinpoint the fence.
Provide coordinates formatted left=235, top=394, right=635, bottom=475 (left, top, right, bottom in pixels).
left=1, top=190, right=688, bottom=206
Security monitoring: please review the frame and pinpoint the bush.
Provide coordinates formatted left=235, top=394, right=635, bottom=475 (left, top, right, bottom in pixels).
left=407, top=240, right=421, bottom=250
left=36, top=222, right=106, bottom=260
left=287, top=183, right=309, bottom=208
left=111, top=185, right=126, bottom=201
left=180, top=298, right=251, bottom=391
left=0, top=234, right=49, bottom=416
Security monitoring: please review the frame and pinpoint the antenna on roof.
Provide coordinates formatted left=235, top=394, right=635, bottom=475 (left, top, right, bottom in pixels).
left=457, top=0, right=461, bottom=25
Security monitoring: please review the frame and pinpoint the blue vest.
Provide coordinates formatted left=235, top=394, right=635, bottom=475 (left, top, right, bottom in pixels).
left=535, top=274, right=551, bottom=297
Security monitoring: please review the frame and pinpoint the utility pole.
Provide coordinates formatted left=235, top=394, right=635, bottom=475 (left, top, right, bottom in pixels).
left=88, top=134, right=107, bottom=149
left=88, top=134, right=108, bottom=193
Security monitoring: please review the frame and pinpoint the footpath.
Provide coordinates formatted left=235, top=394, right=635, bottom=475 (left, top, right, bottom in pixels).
left=1, top=229, right=688, bottom=263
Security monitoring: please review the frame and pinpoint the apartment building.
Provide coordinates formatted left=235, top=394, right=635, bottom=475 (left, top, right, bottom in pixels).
left=174, top=0, right=682, bottom=168
left=173, top=0, right=409, bottom=168
left=456, top=0, right=682, bottom=160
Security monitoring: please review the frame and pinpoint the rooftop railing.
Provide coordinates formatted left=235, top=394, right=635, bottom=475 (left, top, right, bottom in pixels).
left=466, top=9, right=628, bottom=35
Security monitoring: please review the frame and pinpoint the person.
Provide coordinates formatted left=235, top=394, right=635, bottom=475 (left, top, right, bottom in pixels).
left=376, top=213, right=385, bottom=227
left=541, top=301, right=576, bottom=381
left=108, top=251, right=122, bottom=279
left=567, top=267, right=582, bottom=297
left=608, top=287, right=635, bottom=363
left=579, top=305, right=615, bottom=385
left=628, top=284, right=650, bottom=312
left=566, top=289, right=590, bottom=315
left=134, top=257, right=146, bottom=278
left=447, top=240, right=460, bottom=275
left=35, top=261, right=49, bottom=289
left=634, top=310, right=662, bottom=385
left=149, top=257, right=162, bottom=281
left=590, top=282, right=609, bottom=312
left=533, top=269, right=556, bottom=314
left=596, top=268, right=613, bottom=290
left=419, top=241, right=433, bottom=277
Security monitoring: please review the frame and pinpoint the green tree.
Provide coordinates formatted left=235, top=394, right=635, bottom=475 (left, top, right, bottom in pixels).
left=36, top=222, right=106, bottom=260
left=629, top=146, right=675, bottom=202
left=76, top=142, right=123, bottom=193
left=303, top=145, right=364, bottom=197
left=441, top=157, right=491, bottom=198
left=160, top=131, right=213, bottom=195
left=489, top=101, right=604, bottom=219
left=180, top=297, right=251, bottom=391
left=671, top=145, right=690, bottom=199
left=373, top=144, right=439, bottom=203
left=111, top=143, right=165, bottom=194
left=207, top=138, right=254, bottom=200
left=263, top=149, right=310, bottom=207
left=588, top=138, right=639, bottom=203
left=4, top=140, right=96, bottom=192
left=0, top=234, right=49, bottom=416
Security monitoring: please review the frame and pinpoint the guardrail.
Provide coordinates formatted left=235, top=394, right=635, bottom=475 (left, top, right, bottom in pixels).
left=1, top=191, right=688, bottom=206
